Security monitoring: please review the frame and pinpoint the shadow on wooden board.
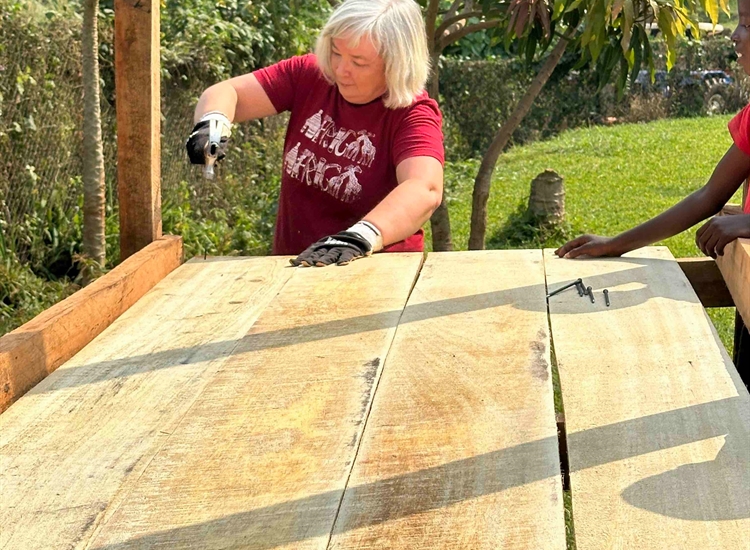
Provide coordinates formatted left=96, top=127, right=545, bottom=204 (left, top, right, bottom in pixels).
left=88, top=394, right=748, bottom=549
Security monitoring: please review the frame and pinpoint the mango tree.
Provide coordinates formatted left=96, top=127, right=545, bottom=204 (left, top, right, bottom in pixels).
left=423, top=1, right=505, bottom=250
left=467, top=0, right=728, bottom=249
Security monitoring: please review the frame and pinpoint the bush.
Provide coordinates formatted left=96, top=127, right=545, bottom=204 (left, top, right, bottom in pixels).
left=439, top=35, right=744, bottom=159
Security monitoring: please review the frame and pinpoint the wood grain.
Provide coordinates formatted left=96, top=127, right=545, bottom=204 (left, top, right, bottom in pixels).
left=545, top=247, right=750, bottom=549
left=717, top=238, right=750, bottom=330
left=114, top=0, right=162, bottom=259
left=0, top=235, right=183, bottom=414
left=0, top=257, right=293, bottom=549
left=330, top=251, right=565, bottom=549
left=87, top=254, right=424, bottom=550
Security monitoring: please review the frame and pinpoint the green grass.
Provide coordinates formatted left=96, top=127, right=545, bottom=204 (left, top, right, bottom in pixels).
left=440, top=115, right=741, bottom=352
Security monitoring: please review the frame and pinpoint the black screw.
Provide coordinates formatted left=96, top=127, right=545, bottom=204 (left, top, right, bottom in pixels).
left=547, top=278, right=583, bottom=298
left=576, top=280, right=585, bottom=296
left=587, top=286, right=595, bottom=303
left=603, top=289, right=610, bottom=307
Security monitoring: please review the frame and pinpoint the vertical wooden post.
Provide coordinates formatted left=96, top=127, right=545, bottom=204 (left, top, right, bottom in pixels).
left=114, top=0, right=162, bottom=260
left=736, top=178, right=750, bottom=386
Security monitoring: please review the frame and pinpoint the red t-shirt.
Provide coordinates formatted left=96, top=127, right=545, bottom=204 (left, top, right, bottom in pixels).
left=254, top=54, right=444, bottom=255
left=728, top=104, right=750, bottom=213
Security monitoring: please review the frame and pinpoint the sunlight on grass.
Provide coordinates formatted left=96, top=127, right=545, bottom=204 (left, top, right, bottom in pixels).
left=440, top=116, right=740, bottom=351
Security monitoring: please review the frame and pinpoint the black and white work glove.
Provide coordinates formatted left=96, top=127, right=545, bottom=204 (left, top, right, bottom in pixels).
left=185, top=111, right=232, bottom=164
left=291, top=221, right=384, bottom=267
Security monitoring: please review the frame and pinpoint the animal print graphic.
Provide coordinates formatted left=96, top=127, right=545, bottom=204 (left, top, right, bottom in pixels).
left=285, top=110, right=378, bottom=203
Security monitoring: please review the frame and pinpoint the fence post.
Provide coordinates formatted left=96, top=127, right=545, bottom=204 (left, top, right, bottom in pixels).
left=114, top=0, right=162, bottom=260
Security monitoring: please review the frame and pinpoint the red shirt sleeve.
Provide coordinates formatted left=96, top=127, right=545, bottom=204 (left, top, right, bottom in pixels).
left=728, top=104, right=750, bottom=213
left=392, top=96, right=445, bottom=166
left=729, top=104, right=750, bottom=157
left=253, top=54, right=319, bottom=114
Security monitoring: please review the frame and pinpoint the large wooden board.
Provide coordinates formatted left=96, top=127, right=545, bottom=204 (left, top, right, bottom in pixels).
left=87, top=254, right=424, bottom=549
left=545, top=247, right=750, bottom=549
left=330, top=251, right=566, bottom=549
left=0, top=257, right=293, bottom=549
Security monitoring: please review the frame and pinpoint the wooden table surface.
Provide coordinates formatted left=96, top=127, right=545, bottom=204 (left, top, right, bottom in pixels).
left=1, top=249, right=748, bottom=549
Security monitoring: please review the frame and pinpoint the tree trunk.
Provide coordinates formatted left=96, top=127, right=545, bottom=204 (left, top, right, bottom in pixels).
left=426, top=50, right=454, bottom=251
left=82, top=0, right=106, bottom=283
left=468, top=34, right=571, bottom=250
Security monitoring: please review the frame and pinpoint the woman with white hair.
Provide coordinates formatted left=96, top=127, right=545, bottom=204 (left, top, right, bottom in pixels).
left=186, top=0, right=444, bottom=266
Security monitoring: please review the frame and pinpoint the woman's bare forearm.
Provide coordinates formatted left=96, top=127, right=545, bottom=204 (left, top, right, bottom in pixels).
left=364, top=178, right=442, bottom=246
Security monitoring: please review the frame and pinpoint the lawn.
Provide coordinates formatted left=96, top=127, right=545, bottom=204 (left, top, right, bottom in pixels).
left=438, top=115, right=742, bottom=352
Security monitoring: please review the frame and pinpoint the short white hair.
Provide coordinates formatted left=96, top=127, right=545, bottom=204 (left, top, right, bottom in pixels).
left=315, top=0, right=430, bottom=109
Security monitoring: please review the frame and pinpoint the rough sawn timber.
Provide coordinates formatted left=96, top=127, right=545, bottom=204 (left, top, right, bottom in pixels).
left=545, top=247, right=750, bottom=550
left=0, top=235, right=183, bottom=414
left=87, top=254, right=424, bottom=549
left=330, top=251, right=566, bottom=549
left=0, top=256, right=293, bottom=549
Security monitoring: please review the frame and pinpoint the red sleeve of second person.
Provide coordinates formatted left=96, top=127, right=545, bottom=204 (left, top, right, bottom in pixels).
left=729, top=104, right=750, bottom=213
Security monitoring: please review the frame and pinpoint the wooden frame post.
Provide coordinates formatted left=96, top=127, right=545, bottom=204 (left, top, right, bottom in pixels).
left=114, top=0, right=162, bottom=260
left=736, top=180, right=750, bottom=382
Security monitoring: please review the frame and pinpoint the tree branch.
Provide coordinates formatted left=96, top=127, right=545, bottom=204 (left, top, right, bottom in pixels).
left=443, top=0, right=464, bottom=21
left=435, top=11, right=486, bottom=38
left=438, top=19, right=502, bottom=50
left=425, top=0, right=440, bottom=50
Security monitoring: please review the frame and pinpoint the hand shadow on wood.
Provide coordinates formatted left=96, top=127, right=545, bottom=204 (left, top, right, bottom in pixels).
left=621, top=434, right=750, bottom=521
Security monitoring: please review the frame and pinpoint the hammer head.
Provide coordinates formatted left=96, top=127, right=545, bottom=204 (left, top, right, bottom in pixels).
left=202, top=119, right=224, bottom=180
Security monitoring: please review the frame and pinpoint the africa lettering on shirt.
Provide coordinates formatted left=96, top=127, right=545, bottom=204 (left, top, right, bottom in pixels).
left=283, top=109, right=377, bottom=204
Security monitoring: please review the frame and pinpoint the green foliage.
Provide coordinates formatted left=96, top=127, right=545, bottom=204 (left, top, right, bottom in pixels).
left=438, top=0, right=729, bottom=98
left=96, top=0, right=331, bottom=84
left=440, top=34, right=745, bottom=159
left=487, top=203, right=574, bottom=249
left=0, top=255, right=78, bottom=335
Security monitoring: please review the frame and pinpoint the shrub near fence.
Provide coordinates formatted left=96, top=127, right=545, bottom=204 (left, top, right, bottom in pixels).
left=440, top=35, right=746, bottom=160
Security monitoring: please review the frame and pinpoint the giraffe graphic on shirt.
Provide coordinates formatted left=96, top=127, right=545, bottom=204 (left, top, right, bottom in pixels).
left=328, top=165, right=362, bottom=202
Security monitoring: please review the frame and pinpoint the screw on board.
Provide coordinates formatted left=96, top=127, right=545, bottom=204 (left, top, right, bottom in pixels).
left=603, top=289, right=610, bottom=307
left=576, top=280, right=585, bottom=296
left=587, top=286, right=595, bottom=303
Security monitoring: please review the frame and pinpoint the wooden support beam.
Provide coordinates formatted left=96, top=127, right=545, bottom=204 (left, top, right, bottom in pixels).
left=676, top=257, right=733, bottom=308
left=115, top=0, right=162, bottom=260
left=0, top=236, right=182, bottom=414
left=716, top=238, right=750, bottom=386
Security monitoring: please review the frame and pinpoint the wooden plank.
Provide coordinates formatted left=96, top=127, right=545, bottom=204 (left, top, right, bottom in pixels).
left=732, top=310, right=750, bottom=387
left=717, top=238, right=750, bottom=387
left=0, top=235, right=183, bottom=414
left=0, top=256, right=293, bottom=549
left=676, top=257, right=733, bottom=308
left=87, top=254, right=424, bottom=549
left=545, top=247, right=750, bottom=549
left=717, top=239, right=750, bottom=333
left=115, top=0, right=162, bottom=259
left=330, top=251, right=566, bottom=549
